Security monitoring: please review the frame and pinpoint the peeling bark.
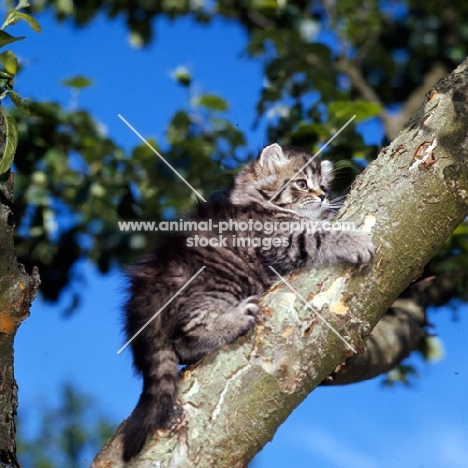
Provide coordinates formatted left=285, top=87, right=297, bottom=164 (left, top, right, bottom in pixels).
left=0, top=173, right=40, bottom=466
left=92, top=58, right=468, bottom=467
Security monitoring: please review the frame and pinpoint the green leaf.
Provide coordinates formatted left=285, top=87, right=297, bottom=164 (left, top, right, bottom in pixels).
left=420, top=336, right=444, bottom=362
left=452, top=221, right=468, bottom=236
left=0, top=30, right=24, bottom=48
left=328, top=101, right=381, bottom=122
left=6, top=90, right=30, bottom=114
left=0, top=50, right=18, bottom=74
left=129, top=31, right=145, bottom=48
left=171, top=66, right=191, bottom=87
left=0, top=107, right=18, bottom=175
left=9, top=11, right=42, bottom=32
left=1, top=7, right=41, bottom=32
left=383, top=365, right=417, bottom=387
left=16, top=0, right=30, bottom=9
left=197, top=94, right=229, bottom=111
left=62, top=75, right=94, bottom=89
left=250, top=0, right=278, bottom=9
left=0, top=70, right=13, bottom=87
left=167, top=111, right=191, bottom=144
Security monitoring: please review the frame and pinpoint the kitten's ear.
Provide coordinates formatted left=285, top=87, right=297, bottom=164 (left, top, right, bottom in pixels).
left=321, top=160, right=333, bottom=187
left=258, top=143, right=288, bottom=174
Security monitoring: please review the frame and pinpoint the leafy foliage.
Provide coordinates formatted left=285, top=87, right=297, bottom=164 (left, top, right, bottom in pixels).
left=8, top=0, right=468, bottom=316
left=12, top=91, right=246, bottom=302
left=0, top=1, right=42, bottom=174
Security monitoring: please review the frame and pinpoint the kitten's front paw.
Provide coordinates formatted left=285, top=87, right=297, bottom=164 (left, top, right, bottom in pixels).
left=336, top=231, right=375, bottom=265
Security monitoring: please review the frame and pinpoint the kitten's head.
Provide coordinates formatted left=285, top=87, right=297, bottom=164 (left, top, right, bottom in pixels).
left=231, top=143, right=334, bottom=219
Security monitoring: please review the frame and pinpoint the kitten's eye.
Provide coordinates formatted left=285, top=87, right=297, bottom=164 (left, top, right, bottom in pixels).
left=294, top=180, right=308, bottom=190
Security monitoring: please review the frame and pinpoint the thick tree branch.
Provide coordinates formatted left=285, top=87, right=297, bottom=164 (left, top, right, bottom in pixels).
left=0, top=174, right=40, bottom=466
left=93, top=59, right=468, bottom=467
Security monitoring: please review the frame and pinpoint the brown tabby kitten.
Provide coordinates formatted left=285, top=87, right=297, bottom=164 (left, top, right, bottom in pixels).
left=122, top=143, right=375, bottom=461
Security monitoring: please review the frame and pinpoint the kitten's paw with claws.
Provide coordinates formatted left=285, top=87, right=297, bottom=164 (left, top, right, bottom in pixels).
left=234, top=295, right=260, bottom=335
left=335, top=231, right=376, bottom=265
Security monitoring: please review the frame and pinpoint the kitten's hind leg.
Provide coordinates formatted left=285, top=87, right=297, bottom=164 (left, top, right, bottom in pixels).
left=174, top=295, right=259, bottom=364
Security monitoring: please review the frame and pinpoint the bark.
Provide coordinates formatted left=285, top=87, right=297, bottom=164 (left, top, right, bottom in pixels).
left=92, top=58, right=468, bottom=467
left=0, top=173, right=40, bottom=466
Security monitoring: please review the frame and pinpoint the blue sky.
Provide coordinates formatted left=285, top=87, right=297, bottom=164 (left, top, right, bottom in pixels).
left=8, top=7, right=468, bottom=468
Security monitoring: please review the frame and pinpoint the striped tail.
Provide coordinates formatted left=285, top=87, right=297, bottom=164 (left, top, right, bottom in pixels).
left=122, top=344, right=179, bottom=461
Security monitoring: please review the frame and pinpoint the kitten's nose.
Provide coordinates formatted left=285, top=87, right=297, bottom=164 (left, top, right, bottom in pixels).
left=317, top=191, right=326, bottom=201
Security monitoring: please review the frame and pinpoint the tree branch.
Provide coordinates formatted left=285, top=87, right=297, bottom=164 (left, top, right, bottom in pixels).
left=336, top=57, right=447, bottom=140
left=0, top=173, right=40, bottom=466
left=92, top=59, right=468, bottom=467
left=383, top=62, right=448, bottom=140
left=336, top=56, right=383, bottom=105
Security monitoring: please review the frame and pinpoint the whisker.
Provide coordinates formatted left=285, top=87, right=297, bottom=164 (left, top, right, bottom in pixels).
left=330, top=194, right=347, bottom=202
